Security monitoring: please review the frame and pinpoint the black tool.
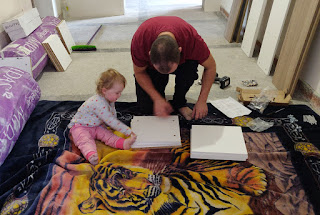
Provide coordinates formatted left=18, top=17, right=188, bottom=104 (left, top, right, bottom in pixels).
left=197, top=73, right=231, bottom=89
left=215, top=74, right=230, bottom=89
left=266, top=108, right=285, bottom=116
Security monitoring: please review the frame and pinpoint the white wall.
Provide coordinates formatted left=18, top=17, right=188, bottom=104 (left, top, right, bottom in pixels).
left=202, top=0, right=221, bottom=12
left=66, top=0, right=124, bottom=20
left=220, top=0, right=233, bottom=13
left=301, top=25, right=320, bottom=94
left=33, top=0, right=62, bottom=18
left=0, top=0, right=32, bottom=29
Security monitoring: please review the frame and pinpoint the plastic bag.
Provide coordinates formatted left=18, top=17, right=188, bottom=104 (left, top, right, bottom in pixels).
left=248, top=87, right=277, bottom=114
left=247, top=117, right=274, bottom=132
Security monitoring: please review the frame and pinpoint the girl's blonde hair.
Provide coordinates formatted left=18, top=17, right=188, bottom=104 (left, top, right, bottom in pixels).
left=96, top=68, right=126, bottom=95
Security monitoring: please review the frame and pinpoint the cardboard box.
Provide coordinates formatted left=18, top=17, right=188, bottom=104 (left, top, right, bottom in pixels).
left=3, top=8, right=40, bottom=32
left=236, top=87, right=292, bottom=105
left=2, top=8, right=42, bottom=41
left=6, top=16, right=42, bottom=41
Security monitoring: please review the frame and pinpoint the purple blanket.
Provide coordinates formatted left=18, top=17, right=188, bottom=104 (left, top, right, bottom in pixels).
left=0, top=16, right=61, bottom=79
left=0, top=66, right=41, bottom=166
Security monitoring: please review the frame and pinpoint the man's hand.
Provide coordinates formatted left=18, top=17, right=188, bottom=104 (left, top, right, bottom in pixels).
left=153, top=99, right=173, bottom=117
left=192, top=101, right=208, bottom=120
left=193, top=53, right=215, bottom=120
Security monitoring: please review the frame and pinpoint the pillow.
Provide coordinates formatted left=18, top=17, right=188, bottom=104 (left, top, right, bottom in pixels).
left=0, top=66, right=41, bottom=166
left=0, top=16, right=61, bottom=79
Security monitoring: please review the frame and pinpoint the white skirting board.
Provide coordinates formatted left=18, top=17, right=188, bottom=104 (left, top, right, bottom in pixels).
left=241, top=0, right=268, bottom=57
left=130, top=115, right=181, bottom=149
left=257, top=0, right=291, bottom=75
left=190, top=125, right=248, bottom=161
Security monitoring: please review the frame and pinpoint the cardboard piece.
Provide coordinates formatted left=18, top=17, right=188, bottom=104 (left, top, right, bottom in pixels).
left=236, top=87, right=291, bottom=105
left=2, top=8, right=42, bottom=41
left=42, top=34, right=72, bottom=72
left=130, top=115, right=182, bottom=149
left=0, top=57, right=32, bottom=77
left=56, top=20, right=75, bottom=54
left=190, top=125, right=248, bottom=161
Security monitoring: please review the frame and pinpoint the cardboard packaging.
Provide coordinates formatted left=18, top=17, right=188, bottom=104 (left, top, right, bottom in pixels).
left=236, top=87, right=292, bottom=105
left=2, top=8, right=42, bottom=41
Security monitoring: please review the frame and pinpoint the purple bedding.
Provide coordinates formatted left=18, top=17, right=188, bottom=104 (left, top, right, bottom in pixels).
left=0, top=16, right=61, bottom=79
left=0, top=66, right=41, bottom=166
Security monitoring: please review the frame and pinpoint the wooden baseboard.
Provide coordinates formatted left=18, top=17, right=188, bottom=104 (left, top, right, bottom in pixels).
left=220, top=6, right=229, bottom=18
left=295, top=80, right=320, bottom=113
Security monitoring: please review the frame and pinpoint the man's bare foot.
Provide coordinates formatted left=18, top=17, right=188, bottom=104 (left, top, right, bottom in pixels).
left=88, top=153, right=99, bottom=166
left=179, top=107, right=193, bottom=120
left=123, top=134, right=137, bottom=150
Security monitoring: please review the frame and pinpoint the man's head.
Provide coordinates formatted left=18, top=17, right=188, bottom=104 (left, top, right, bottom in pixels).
left=150, top=35, right=181, bottom=74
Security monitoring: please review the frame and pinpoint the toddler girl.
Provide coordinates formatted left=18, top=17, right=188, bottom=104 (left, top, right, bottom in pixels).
left=68, top=68, right=137, bottom=165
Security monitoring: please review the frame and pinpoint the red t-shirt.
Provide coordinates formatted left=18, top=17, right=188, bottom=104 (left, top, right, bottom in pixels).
left=131, top=16, right=210, bottom=68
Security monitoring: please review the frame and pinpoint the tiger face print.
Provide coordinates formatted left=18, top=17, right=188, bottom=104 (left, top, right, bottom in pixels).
left=78, top=160, right=266, bottom=214
left=78, top=163, right=166, bottom=214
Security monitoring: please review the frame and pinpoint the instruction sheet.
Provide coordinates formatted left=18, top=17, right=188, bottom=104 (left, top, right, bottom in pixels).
left=209, top=97, right=252, bottom=118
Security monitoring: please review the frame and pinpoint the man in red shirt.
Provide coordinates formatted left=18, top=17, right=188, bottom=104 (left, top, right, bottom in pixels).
left=131, top=16, right=216, bottom=120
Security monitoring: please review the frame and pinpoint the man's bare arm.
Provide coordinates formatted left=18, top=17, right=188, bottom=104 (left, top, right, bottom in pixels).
left=198, top=53, right=216, bottom=103
left=192, top=53, right=216, bottom=119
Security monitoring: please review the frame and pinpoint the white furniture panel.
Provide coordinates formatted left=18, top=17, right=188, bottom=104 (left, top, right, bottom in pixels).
left=131, top=116, right=181, bottom=149
left=241, top=0, right=267, bottom=57
left=191, top=125, right=248, bottom=161
left=257, top=0, right=291, bottom=75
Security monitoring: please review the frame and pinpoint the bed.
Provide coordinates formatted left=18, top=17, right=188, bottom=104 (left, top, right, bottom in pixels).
left=0, top=99, right=319, bottom=214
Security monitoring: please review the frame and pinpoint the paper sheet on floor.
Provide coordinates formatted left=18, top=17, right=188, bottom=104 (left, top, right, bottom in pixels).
left=209, top=97, right=252, bottom=118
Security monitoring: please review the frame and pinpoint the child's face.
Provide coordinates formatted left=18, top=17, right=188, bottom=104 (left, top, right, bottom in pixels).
left=102, top=82, right=124, bottom=103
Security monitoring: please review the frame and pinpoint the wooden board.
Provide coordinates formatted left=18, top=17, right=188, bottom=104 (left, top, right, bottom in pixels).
left=272, top=0, right=320, bottom=95
left=241, top=0, right=267, bottom=57
left=130, top=116, right=181, bottom=149
left=56, top=20, right=75, bottom=54
left=257, top=0, right=291, bottom=75
left=224, top=0, right=244, bottom=43
left=288, top=5, right=320, bottom=95
left=235, top=0, right=250, bottom=43
left=42, top=34, right=72, bottom=72
left=190, top=125, right=248, bottom=161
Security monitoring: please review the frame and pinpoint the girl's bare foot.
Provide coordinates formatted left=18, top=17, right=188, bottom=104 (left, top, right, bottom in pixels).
left=123, top=134, right=137, bottom=150
left=88, top=153, right=99, bottom=166
left=179, top=106, right=193, bottom=120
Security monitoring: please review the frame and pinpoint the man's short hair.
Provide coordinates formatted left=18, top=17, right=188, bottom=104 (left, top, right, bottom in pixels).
left=150, top=35, right=180, bottom=73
